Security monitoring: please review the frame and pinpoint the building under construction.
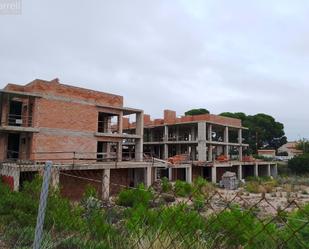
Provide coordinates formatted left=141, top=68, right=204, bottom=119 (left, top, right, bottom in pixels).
left=0, top=79, right=277, bottom=199
left=123, top=110, right=278, bottom=183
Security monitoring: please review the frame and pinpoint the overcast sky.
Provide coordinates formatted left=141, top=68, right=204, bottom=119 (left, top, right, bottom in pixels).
left=0, top=0, right=308, bottom=140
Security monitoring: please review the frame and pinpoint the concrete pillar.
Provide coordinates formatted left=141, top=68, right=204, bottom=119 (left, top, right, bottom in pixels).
left=168, top=168, right=173, bottom=181
left=107, top=116, right=112, bottom=133
left=191, top=126, right=196, bottom=141
left=145, top=166, right=152, bottom=187
left=254, top=163, right=259, bottom=177
left=135, top=111, right=144, bottom=161
left=186, top=166, right=192, bottom=184
left=118, top=112, right=123, bottom=134
left=197, top=122, right=207, bottom=161
left=211, top=166, right=217, bottom=183
left=224, top=126, right=229, bottom=158
left=163, top=125, right=169, bottom=159
left=224, top=126, right=229, bottom=142
left=1, top=94, right=9, bottom=126
left=102, top=169, right=110, bottom=200
left=13, top=169, right=20, bottom=191
left=191, top=145, right=196, bottom=160
left=238, top=129, right=243, bottom=144
left=208, top=145, right=213, bottom=162
left=267, top=164, right=271, bottom=177
left=117, top=142, right=122, bottom=161
left=239, top=146, right=243, bottom=161
left=238, top=165, right=243, bottom=180
left=164, top=125, right=168, bottom=141
left=176, top=125, right=179, bottom=141
left=207, top=124, right=212, bottom=142
left=154, top=167, right=158, bottom=181
left=51, top=167, right=59, bottom=188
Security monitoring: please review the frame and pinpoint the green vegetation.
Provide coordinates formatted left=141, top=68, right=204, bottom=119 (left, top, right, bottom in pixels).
left=174, top=180, right=192, bottom=197
left=116, top=183, right=153, bottom=207
left=296, top=139, right=309, bottom=153
left=245, top=177, right=278, bottom=193
left=288, top=154, right=309, bottom=174
left=161, top=177, right=172, bottom=193
left=1, top=177, right=309, bottom=249
left=184, top=108, right=209, bottom=116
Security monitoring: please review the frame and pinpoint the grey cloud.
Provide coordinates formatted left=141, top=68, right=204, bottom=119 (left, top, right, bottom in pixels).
left=0, top=0, right=308, bottom=140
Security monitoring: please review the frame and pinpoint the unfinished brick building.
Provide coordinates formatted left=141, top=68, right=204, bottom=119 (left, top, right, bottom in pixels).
left=0, top=79, right=162, bottom=199
left=0, top=79, right=277, bottom=199
left=124, top=110, right=277, bottom=183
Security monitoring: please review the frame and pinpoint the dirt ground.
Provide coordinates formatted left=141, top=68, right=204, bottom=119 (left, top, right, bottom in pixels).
left=174, top=185, right=309, bottom=217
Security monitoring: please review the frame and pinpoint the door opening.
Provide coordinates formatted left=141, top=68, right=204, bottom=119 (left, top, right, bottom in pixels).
left=7, top=133, right=20, bottom=159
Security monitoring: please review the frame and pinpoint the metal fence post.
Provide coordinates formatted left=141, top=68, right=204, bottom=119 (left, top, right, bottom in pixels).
left=33, top=161, right=52, bottom=249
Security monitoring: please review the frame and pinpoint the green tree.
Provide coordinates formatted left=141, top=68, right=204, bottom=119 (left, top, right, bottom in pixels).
left=288, top=154, right=309, bottom=174
left=220, top=112, right=287, bottom=153
left=185, top=108, right=209, bottom=116
left=296, top=139, right=309, bottom=154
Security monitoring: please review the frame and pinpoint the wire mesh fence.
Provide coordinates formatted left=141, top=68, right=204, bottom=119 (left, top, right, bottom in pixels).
left=1, top=161, right=309, bottom=249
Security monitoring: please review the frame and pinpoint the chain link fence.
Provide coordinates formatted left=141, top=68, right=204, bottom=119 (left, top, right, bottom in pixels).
left=1, top=161, right=309, bottom=249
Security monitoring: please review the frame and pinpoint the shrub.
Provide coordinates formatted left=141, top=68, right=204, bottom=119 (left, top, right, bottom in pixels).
left=245, top=178, right=277, bottom=193
left=161, top=177, right=172, bottom=193
left=193, top=196, right=205, bottom=211
left=116, top=184, right=153, bottom=207
left=288, top=154, right=309, bottom=174
left=207, top=206, right=278, bottom=248
left=278, top=163, right=291, bottom=176
left=174, top=180, right=192, bottom=197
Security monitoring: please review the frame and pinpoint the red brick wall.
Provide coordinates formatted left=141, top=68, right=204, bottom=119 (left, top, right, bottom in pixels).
left=192, top=166, right=203, bottom=181
left=31, top=133, right=96, bottom=161
left=59, top=168, right=131, bottom=201
left=110, top=168, right=130, bottom=195
left=5, top=79, right=123, bottom=107
left=60, top=170, right=102, bottom=201
left=36, top=98, right=98, bottom=132
left=164, top=110, right=176, bottom=124
left=171, top=168, right=186, bottom=181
